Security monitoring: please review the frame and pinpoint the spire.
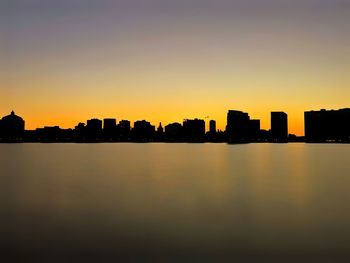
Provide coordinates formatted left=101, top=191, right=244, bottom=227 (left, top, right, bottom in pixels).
left=157, top=122, right=163, bottom=133
left=11, top=111, right=15, bottom=115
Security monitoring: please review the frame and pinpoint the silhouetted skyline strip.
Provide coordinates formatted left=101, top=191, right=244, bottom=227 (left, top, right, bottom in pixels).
left=0, top=108, right=349, bottom=143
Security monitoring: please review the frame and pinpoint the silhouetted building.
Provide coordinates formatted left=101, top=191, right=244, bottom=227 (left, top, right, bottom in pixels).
left=0, top=111, right=25, bottom=141
left=183, top=119, right=205, bottom=142
left=35, top=126, right=72, bottom=142
left=164, top=123, right=183, bottom=142
left=133, top=120, right=155, bottom=141
left=86, top=119, right=103, bottom=140
left=75, top=122, right=85, bottom=131
left=74, top=122, right=86, bottom=141
left=118, top=120, right=131, bottom=141
left=156, top=123, right=164, bottom=141
left=207, top=120, right=220, bottom=142
left=104, top=118, right=117, bottom=140
left=104, top=118, right=117, bottom=131
left=119, top=120, right=130, bottom=132
left=305, top=108, right=350, bottom=143
left=157, top=123, right=164, bottom=134
left=209, top=120, right=216, bottom=134
left=259, top=129, right=270, bottom=142
left=226, top=110, right=250, bottom=143
left=271, top=112, right=288, bottom=142
left=249, top=119, right=260, bottom=141
left=215, top=130, right=228, bottom=143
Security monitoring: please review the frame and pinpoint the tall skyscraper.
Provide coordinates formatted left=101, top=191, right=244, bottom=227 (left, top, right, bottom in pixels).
left=249, top=119, right=260, bottom=141
left=305, top=108, right=350, bottom=142
left=227, top=110, right=250, bottom=143
left=86, top=119, right=103, bottom=139
left=103, top=118, right=117, bottom=139
left=271, top=112, right=288, bottom=142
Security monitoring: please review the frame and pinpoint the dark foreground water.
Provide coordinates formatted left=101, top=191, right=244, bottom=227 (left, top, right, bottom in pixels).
left=1, top=143, right=350, bottom=262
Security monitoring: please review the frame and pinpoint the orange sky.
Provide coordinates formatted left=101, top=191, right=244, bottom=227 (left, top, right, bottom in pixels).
left=1, top=0, right=349, bottom=135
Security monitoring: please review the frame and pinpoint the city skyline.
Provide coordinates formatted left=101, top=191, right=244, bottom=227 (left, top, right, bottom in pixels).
left=0, top=107, right=348, bottom=136
left=1, top=107, right=349, bottom=143
left=1, top=0, right=349, bottom=135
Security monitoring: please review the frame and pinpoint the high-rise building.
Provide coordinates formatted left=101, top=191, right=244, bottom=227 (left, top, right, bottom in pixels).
left=133, top=120, right=155, bottom=141
left=103, top=118, right=117, bottom=139
left=104, top=119, right=117, bottom=131
left=165, top=123, right=183, bottom=141
left=183, top=119, right=205, bottom=142
left=209, top=120, right=216, bottom=134
left=86, top=119, right=103, bottom=139
left=305, top=108, right=350, bottom=142
left=119, top=120, right=131, bottom=132
left=74, top=122, right=86, bottom=140
left=249, top=119, right=260, bottom=141
left=271, top=112, right=288, bottom=142
left=118, top=120, right=131, bottom=140
left=226, top=110, right=250, bottom=143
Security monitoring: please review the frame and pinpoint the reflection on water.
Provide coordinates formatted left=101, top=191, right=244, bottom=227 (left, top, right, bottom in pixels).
left=1, top=143, right=350, bottom=261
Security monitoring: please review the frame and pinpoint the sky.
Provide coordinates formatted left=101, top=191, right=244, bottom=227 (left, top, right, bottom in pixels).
left=1, top=0, right=349, bottom=135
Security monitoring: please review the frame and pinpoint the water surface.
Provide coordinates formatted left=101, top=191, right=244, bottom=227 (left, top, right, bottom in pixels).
left=1, top=143, right=350, bottom=261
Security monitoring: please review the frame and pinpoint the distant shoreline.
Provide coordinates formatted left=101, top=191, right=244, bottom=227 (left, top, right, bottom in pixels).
left=1, top=141, right=349, bottom=144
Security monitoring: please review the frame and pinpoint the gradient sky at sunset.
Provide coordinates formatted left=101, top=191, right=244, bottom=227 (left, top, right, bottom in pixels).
left=1, top=0, right=349, bottom=135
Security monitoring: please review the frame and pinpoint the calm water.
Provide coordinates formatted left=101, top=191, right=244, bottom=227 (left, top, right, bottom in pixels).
left=1, top=143, right=350, bottom=262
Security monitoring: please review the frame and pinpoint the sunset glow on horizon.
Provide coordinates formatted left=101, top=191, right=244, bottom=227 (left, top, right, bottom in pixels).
left=1, top=0, right=349, bottom=135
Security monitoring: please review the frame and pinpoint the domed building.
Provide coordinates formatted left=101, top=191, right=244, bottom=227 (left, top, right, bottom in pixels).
left=0, top=111, right=25, bottom=140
